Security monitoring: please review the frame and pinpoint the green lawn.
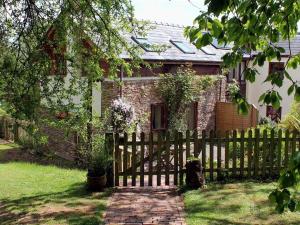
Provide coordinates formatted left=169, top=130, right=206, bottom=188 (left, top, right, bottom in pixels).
left=184, top=182, right=300, bottom=225
left=0, top=145, right=110, bottom=225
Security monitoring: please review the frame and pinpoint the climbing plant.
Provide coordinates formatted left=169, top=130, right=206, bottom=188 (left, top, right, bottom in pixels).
left=157, top=66, right=220, bottom=131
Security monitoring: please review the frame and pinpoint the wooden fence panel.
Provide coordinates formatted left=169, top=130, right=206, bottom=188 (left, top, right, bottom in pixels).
left=108, top=129, right=300, bottom=187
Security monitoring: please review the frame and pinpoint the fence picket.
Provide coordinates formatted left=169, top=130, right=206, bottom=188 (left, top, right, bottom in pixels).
left=232, top=130, right=237, bottom=177
left=254, top=129, right=260, bottom=177
left=202, top=130, right=206, bottom=173
left=217, top=131, right=222, bottom=180
left=277, top=129, right=282, bottom=174
left=284, top=130, right=290, bottom=168
left=174, top=131, right=178, bottom=185
left=148, top=132, right=153, bottom=186
left=140, top=132, right=145, bottom=187
left=123, top=133, right=128, bottom=186
left=165, top=131, right=170, bottom=185
left=114, top=133, right=120, bottom=186
left=157, top=132, right=162, bottom=186
left=262, top=129, right=267, bottom=178
left=194, top=130, right=198, bottom=157
left=270, top=129, right=275, bottom=177
left=186, top=130, right=190, bottom=159
left=225, top=131, right=229, bottom=172
left=132, top=133, right=137, bottom=186
left=292, top=130, right=297, bottom=157
left=247, top=130, right=253, bottom=178
left=240, top=130, right=245, bottom=178
left=209, top=130, right=214, bottom=181
left=179, top=132, right=184, bottom=185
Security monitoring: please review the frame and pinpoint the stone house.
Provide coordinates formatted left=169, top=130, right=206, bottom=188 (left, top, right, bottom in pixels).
left=100, top=22, right=238, bottom=133
left=46, top=22, right=247, bottom=134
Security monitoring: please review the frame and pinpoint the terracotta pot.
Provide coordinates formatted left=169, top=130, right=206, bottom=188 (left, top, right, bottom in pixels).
left=87, top=174, right=107, bottom=191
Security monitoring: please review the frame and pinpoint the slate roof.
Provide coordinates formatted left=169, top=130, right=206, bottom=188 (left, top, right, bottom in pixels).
left=120, top=22, right=229, bottom=63
left=275, top=34, right=300, bottom=55
left=119, top=22, right=300, bottom=63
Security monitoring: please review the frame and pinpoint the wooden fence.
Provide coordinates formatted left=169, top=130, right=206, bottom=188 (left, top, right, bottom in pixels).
left=0, top=116, right=28, bottom=142
left=110, top=129, right=300, bottom=186
left=216, top=102, right=258, bottom=135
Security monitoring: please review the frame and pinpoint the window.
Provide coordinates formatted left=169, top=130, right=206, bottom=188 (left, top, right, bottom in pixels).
left=132, top=36, right=156, bottom=52
left=227, top=62, right=246, bottom=82
left=151, top=103, right=167, bottom=130
left=200, top=46, right=216, bottom=55
left=266, top=106, right=281, bottom=122
left=186, top=102, right=198, bottom=130
left=170, top=40, right=195, bottom=54
left=269, top=62, right=285, bottom=75
left=212, top=38, right=231, bottom=49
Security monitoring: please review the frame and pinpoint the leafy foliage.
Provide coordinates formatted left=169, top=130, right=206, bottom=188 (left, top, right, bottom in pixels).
left=280, top=101, right=300, bottom=132
left=0, top=0, right=146, bottom=162
left=269, top=151, right=300, bottom=213
left=226, top=79, right=240, bottom=101
left=186, top=0, right=300, bottom=112
left=157, top=66, right=219, bottom=131
left=109, top=98, right=135, bottom=133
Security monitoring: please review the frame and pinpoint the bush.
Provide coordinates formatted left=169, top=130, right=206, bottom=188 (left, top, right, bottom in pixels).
left=280, top=101, right=300, bottom=132
left=109, top=98, right=135, bottom=133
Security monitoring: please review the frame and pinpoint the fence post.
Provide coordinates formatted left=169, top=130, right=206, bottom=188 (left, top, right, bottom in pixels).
left=105, top=132, right=115, bottom=187
left=114, top=133, right=120, bottom=186
left=254, top=129, right=260, bottom=177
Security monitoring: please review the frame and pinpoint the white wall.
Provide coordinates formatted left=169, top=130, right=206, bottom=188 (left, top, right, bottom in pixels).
left=246, top=58, right=298, bottom=119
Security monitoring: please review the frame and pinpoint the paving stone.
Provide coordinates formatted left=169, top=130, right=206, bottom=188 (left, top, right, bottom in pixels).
left=104, top=187, right=186, bottom=225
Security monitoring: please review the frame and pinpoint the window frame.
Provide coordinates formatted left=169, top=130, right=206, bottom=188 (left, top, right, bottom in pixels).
left=150, top=103, right=167, bottom=131
left=269, top=62, right=285, bottom=75
left=132, top=36, right=157, bottom=52
left=170, top=40, right=195, bottom=54
left=266, top=105, right=282, bottom=122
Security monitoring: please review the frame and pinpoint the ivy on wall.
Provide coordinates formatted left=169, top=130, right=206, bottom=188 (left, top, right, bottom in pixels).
left=157, top=66, right=222, bottom=131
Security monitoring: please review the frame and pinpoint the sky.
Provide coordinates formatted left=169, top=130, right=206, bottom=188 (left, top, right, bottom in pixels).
left=132, top=0, right=300, bottom=30
left=131, top=0, right=206, bottom=26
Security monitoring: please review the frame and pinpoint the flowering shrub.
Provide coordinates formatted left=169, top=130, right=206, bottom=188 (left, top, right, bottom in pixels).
left=110, top=98, right=135, bottom=133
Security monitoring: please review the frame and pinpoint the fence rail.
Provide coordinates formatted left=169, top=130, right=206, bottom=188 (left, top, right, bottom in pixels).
left=110, top=129, right=300, bottom=187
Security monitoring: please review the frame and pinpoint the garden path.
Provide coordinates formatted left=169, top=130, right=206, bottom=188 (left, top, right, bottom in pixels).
left=104, top=186, right=186, bottom=225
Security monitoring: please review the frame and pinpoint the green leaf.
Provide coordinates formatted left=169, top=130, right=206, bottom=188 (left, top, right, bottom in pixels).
left=288, top=84, right=295, bottom=96
left=295, top=87, right=300, bottom=102
left=288, top=199, right=297, bottom=212
left=207, top=0, right=230, bottom=16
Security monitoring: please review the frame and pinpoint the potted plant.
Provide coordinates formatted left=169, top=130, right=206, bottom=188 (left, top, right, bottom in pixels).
left=185, top=157, right=205, bottom=189
left=87, top=143, right=111, bottom=191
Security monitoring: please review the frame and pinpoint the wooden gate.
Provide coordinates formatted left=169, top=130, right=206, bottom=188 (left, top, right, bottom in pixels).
left=113, top=131, right=198, bottom=186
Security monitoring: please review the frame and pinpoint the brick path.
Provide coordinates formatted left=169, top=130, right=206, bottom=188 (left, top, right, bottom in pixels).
left=104, top=186, right=186, bottom=225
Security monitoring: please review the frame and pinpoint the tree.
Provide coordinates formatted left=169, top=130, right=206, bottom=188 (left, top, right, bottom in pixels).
left=185, top=0, right=300, bottom=213
left=185, top=0, right=300, bottom=114
left=0, top=0, right=145, bottom=161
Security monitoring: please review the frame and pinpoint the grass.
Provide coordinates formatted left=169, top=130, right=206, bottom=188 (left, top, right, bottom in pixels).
left=0, top=144, right=110, bottom=225
left=184, top=181, right=300, bottom=225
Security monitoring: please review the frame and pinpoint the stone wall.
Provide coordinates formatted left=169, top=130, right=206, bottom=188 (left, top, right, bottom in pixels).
left=101, top=76, right=227, bottom=133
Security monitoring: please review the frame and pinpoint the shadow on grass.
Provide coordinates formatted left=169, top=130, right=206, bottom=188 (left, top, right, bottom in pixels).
left=0, top=182, right=112, bottom=225
left=182, top=181, right=300, bottom=225
left=0, top=147, right=78, bottom=169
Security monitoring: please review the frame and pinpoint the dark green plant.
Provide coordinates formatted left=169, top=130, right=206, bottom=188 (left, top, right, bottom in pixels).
left=269, top=151, right=300, bottom=213
left=157, top=66, right=219, bottom=131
